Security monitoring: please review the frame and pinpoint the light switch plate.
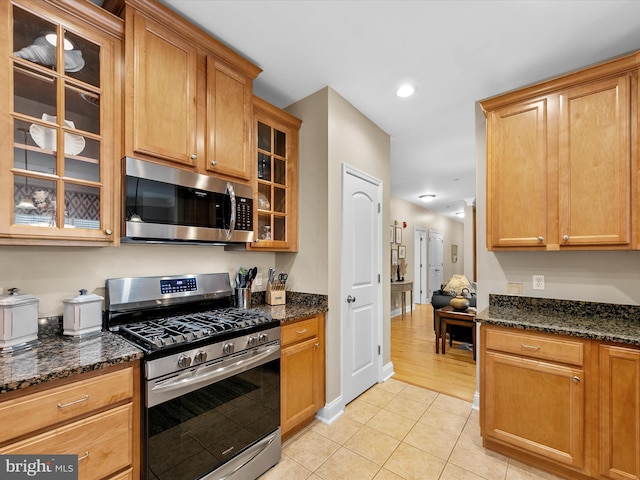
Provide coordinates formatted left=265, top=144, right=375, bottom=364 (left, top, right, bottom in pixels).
left=506, top=282, right=523, bottom=295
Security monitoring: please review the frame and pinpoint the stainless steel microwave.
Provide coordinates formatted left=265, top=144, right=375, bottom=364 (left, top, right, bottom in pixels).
left=121, top=157, right=253, bottom=244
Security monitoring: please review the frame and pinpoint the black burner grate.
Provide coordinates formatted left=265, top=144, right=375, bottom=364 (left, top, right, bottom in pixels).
left=118, top=308, right=272, bottom=350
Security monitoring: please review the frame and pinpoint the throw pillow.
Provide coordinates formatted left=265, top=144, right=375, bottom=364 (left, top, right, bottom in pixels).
left=442, top=274, right=475, bottom=296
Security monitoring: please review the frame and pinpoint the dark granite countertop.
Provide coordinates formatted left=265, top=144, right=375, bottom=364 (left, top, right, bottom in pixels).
left=0, top=317, right=143, bottom=395
left=249, top=291, right=328, bottom=322
left=0, top=293, right=328, bottom=395
left=477, top=294, right=640, bottom=346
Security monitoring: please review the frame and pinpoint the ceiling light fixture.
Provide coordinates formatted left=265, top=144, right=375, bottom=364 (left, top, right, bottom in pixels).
left=397, top=84, right=416, bottom=98
left=455, top=211, right=465, bottom=218
left=419, top=194, right=436, bottom=203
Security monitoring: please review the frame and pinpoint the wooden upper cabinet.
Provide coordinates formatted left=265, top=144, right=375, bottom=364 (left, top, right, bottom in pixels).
left=205, top=57, right=252, bottom=180
left=0, top=0, right=122, bottom=245
left=124, top=0, right=261, bottom=181
left=248, top=97, right=301, bottom=252
left=127, top=10, right=197, bottom=166
left=558, top=76, right=631, bottom=247
left=482, top=53, right=638, bottom=251
left=486, top=99, right=549, bottom=248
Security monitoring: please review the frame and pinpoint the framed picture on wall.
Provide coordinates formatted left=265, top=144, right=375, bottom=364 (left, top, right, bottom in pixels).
left=398, top=245, right=406, bottom=259
left=390, top=225, right=394, bottom=244
left=395, top=227, right=402, bottom=244
left=391, top=247, right=398, bottom=266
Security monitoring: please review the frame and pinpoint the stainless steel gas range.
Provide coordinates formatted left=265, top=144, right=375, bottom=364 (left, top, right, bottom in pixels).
left=105, top=273, right=281, bottom=480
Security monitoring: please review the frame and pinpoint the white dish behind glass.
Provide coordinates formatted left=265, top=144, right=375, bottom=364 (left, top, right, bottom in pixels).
left=29, top=113, right=85, bottom=156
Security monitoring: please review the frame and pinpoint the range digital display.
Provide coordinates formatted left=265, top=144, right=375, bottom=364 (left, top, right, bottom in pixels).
left=160, top=278, right=197, bottom=294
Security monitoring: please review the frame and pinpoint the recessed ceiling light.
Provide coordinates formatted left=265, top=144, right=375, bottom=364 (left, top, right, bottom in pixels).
left=397, top=84, right=416, bottom=98
left=419, top=194, right=436, bottom=203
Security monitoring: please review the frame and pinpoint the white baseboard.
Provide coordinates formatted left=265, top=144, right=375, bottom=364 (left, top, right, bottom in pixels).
left=316, top=395, right=344, bottom=425
left=380, top=361, right=394, bottom=382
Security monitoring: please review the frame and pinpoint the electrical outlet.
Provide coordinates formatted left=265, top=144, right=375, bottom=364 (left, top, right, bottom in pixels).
left=533, top=275, right=545, bottom=290
left=254, top=273, right=262, bottom=286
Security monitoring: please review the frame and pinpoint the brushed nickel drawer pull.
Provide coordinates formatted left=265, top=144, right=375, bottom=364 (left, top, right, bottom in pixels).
left=296, top=328, right=308, bottom=335
left=78, top=451, right=89, bottom=461
left=520, top=344, right=540, bottom=351
left=57, top=395, right=89, bottom=408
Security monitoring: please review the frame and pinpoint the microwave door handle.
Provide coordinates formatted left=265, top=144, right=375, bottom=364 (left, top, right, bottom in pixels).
left=226, top=182, right=236, bottom=240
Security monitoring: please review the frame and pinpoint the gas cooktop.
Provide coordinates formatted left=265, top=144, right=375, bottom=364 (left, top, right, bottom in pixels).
left=118, top=307, right=273, bottom=351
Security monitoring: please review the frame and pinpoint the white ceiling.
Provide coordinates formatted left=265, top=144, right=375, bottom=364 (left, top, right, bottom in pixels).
left=161, top=0, right=640, bottom=222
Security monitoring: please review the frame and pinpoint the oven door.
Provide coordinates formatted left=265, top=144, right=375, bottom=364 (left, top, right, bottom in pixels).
left=144, top=343, right=280, bottom=480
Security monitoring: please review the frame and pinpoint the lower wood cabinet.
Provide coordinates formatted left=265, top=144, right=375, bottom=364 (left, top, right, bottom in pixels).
left=281, top=314, right=325, bottom=439
left=0, top=362, right=140, bottom=480
left=481, top=324, right=640, bottom=480
left=599, top=344, right=640, bottom=480
left=481, top=326, right=589, bottom=475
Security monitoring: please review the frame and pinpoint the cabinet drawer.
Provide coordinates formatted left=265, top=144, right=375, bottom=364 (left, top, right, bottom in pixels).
left=0, top=367, right=133, bottom=444
left=282, top=317, right=319, bottom=346
left=0, top=403, right=132, bottom=480
left=485, top=328, right=584, bottom=366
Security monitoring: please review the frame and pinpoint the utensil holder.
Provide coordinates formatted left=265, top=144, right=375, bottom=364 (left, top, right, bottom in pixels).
left=266, top=283, right=286, bottom=305
left=236, top=288, right=251, bottom=309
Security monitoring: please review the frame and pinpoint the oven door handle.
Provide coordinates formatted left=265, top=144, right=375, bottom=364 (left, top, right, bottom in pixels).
left=151, top=343, right=279, bottom=397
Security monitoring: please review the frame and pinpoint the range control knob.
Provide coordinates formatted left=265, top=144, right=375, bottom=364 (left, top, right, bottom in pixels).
left=177, top=354, right=192, bottom=369
left=223, top=342, right=235, bottom=354
left=193, top=351, right=208, bottom=364
left=258, top=333, right=268, bottom=344
left=247, top=336, right=257, bottom=347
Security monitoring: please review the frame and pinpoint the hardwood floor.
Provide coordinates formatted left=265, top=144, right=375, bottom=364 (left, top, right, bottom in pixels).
left=391, top=303, right=477, bottom=402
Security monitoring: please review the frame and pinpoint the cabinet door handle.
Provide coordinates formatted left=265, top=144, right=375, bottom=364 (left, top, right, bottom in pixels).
left=211, top=160, right=217, bottom=166
left=190, top=154, right=197, bottom=160
left=572, top=376, right=580, bottom=383
left=296, top=328, right=308, bottom=335
left=78, top=451, right=89, bottom=461
left=57, top=395, right=89, bottom=408
left=314, top=343, right=320, bottom=348
left=563, top=235, right=570, bottom=242
left=104, top=228, right=113, bottom=235
left=520, top=344, right=540, bottom=351
left=537, top=236, right=544, bottom=242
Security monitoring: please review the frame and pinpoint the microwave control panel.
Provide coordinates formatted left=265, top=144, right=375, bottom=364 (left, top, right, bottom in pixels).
left=236, top=197, right=253, bottom=231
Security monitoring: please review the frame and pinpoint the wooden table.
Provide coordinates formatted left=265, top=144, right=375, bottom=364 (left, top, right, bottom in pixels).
left=435, top=305, right=477, bottom=360
left=391, top=281, right=413, bottom=320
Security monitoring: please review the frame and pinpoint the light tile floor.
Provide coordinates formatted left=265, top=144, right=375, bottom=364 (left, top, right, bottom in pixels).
left=259, top=379, right=565, bottom=480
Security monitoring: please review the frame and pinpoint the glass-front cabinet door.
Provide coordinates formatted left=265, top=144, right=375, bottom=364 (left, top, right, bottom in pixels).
left=1, top=1, right=121, bottom=244
left=251, top=97, right=301, bottom=251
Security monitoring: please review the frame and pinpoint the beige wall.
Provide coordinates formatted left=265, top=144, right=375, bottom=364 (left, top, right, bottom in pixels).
left=287, top=87, right=391, bottom=408
left=0, top=244, right=275, bottom=316
left=474, top=102, right=640, bottom=310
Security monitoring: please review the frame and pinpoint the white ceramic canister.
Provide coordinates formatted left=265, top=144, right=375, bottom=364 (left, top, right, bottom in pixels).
left=0, top=288, right=39, bottom=352
left=63, top=289, right=103, bottom=337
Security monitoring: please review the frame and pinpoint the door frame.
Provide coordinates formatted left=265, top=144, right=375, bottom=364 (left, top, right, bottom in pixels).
left=413, top=226, right=428, bottom=304
left=340, top=163, right=384, bottom=405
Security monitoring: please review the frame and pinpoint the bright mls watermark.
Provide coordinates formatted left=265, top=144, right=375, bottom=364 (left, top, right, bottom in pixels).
left=0, top=455, right=78, bottom=479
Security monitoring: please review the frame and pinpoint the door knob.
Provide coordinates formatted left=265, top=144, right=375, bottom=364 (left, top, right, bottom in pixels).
left=346, top=295, right=356, bottom=304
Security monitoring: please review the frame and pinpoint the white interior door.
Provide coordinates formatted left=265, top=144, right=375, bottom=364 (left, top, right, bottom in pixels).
left=342, top=164, right=381, bottom=405
left=414, top=227, right=427, bottom=303
left=428, top=229, right=444, bottom=299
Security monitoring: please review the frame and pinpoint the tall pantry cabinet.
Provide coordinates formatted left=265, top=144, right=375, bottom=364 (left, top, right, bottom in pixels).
left=0, top=0, right=122, bottom=245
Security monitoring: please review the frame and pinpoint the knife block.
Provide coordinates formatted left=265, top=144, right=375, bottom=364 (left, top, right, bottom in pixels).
left=266, top=283, right=286, bottom=305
